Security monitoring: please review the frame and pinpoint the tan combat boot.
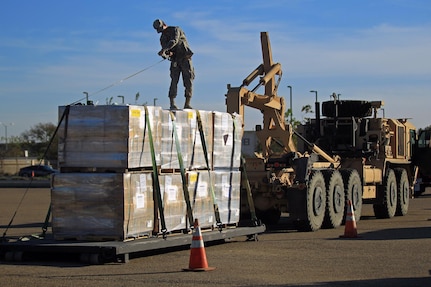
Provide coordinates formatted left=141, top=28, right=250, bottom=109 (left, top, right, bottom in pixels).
left=184, top=97, right=192, bottom=109
left=170, top=97, right=178, bottom=110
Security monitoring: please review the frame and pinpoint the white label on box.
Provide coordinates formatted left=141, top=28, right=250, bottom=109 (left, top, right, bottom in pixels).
left=197, top=181, right=208, bottom=197
left=136, top=193, right=145, bottom=209
left=222, top=184, right=231, bottom=198
left=147, top=220, right=153, bottom=228
left=222, top=175, right=231, bottom=197
left=166, top=185, right=178, bottom=201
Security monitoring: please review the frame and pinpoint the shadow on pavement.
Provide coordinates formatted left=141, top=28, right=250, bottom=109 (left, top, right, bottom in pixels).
left=249, top=276, right=431, bottom=287
left=0, top=222, right=50, bottom=229
left=354, top=226, right=431, bottom=240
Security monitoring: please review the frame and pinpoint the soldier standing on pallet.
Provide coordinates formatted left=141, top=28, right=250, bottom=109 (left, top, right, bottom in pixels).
left=153, top=19, right=195, bottom=110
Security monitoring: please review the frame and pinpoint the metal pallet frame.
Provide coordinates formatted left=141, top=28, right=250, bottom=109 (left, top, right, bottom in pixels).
left=0, top=225, right=265, bottom=264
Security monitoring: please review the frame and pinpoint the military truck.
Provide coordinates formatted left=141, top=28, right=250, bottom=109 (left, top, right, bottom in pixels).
left=226, top=32, right=417, bottom=231
left=297, top=96, right=416, bottom=222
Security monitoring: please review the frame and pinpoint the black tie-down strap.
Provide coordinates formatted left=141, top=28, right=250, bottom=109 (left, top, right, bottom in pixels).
left=169, top=111, right=195, bottom=230
left=240, top=156, right=259, bottom=226
left=145, top=106, right=167, bottom=238
left=196, top=110, right=223, bottom=231
left=2, top=105, right=70, bottom=242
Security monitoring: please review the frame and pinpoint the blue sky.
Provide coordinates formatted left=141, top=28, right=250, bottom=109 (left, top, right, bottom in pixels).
left=1, top=0, right=431, bottom=138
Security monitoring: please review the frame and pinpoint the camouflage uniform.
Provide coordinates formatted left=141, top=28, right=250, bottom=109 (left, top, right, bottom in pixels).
left=158, top=25, right=194, bottom=109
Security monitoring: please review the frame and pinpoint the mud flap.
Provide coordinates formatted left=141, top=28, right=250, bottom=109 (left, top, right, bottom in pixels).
left=286, top=187, right=307, bottom=220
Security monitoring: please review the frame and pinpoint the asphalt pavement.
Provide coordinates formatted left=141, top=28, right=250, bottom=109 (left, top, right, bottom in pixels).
left=1, top=187, right=431, bottom=287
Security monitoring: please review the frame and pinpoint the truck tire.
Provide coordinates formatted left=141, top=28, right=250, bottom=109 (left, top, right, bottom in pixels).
left=298, top=170, right=326, bottom=231
left=340, top=169, right=362, bottom=223
left=373, top=168, right=397, bottom=218
left=322, top=170, right=345, bottom=229
left=394, top=168, right=409, bottom=216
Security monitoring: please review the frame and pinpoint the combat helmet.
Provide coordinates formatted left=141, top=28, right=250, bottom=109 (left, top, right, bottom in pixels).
left=153, top=19, right=165, bottom=33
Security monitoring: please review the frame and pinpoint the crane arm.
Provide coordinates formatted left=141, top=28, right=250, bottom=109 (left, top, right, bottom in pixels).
left=225, top=32, right=295, bottom=158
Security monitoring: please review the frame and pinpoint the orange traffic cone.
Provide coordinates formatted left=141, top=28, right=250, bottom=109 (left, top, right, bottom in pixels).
left=340, top=200, right=358, bottom=238
left=183, top=219, right=216, bottom=272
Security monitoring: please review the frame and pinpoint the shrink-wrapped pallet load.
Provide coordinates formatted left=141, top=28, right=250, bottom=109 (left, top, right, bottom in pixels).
left=160, top=109, right=213, bottom=170
left=160, top=110, right=191, bottom=170
left=52, top=105, right=244, bottom=241
left=186, top=110, right=213, bottom=170
left=57, top=105, right=161, bottom=169
left=187, top=171, right=214, bottom=229
left=158, top=173, right=187, bottom=232
left=212, top=170, right=241, bottom=225
left=51, top=172, right=154, bottom=241
left=212, top=111, right=242, bottom=170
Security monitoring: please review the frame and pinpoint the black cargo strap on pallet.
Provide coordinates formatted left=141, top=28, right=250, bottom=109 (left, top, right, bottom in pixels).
left=58, top=105, right=71, bottom=171
left=226, top=114, right=239, bottom=224
left=41, top=204, right=51, bottom=236
left=139, top=107, right=148, bottom=167
left=61, top=105, right=71, bottom=157
left=1, top=106, right=71, bottom=242
left=40, top=106, right=71, bottom=236
left=169, top=111, right=194, bottom=229
left=145, top=106, right=167, bottom=238
left=240, top=156, right=259, bottom=225
left=196, top=110, right=223, bottom=231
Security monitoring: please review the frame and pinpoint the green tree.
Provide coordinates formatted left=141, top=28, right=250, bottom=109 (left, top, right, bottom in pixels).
left=285, top=108, right=301, bottom=129
left=301, top=104, right=313, bottom=123
left=20, top=122, right=58, bottom=161
left=419, top=125, right=431, bottom=133
left=285, top=104, right=314, bottom=128
left=21, top=123, right=56, bottom=143
left=0, top=136, right=23, bottom=158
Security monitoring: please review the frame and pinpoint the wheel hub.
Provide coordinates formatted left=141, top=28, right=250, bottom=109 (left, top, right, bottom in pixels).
left=333, top=185, right=343, bottom=213
left=313, top=186, right=324, bottom=216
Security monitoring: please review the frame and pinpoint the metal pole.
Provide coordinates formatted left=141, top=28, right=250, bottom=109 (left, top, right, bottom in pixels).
left=310, top=90, right=320, bottom=137
left=83, top=92, right=89, bottom=104
left=287, top=86, right=293, bottom=123
left=310, top=90, right=318, bottom=102
left=0, top=122, right=14, bottom=151
left=153, top=98, right=158, bottom=106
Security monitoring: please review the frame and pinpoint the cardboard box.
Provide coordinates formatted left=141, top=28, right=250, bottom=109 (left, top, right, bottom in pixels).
left=212, top=112, right=242, bottom=170
left=160, top=110, right=213, bottom=170
left=58, top=105, right=161, bottom=169
left=51, top=172, right=154, bottom=241
left=212, top=170, right=241, bottom=225
left=187, top=171, right=215, bottom=228
left=157, top=173, right=187, bottom=232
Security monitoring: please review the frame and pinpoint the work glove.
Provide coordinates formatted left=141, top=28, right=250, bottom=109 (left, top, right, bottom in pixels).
left=158, top=49, right=171, bottom=59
